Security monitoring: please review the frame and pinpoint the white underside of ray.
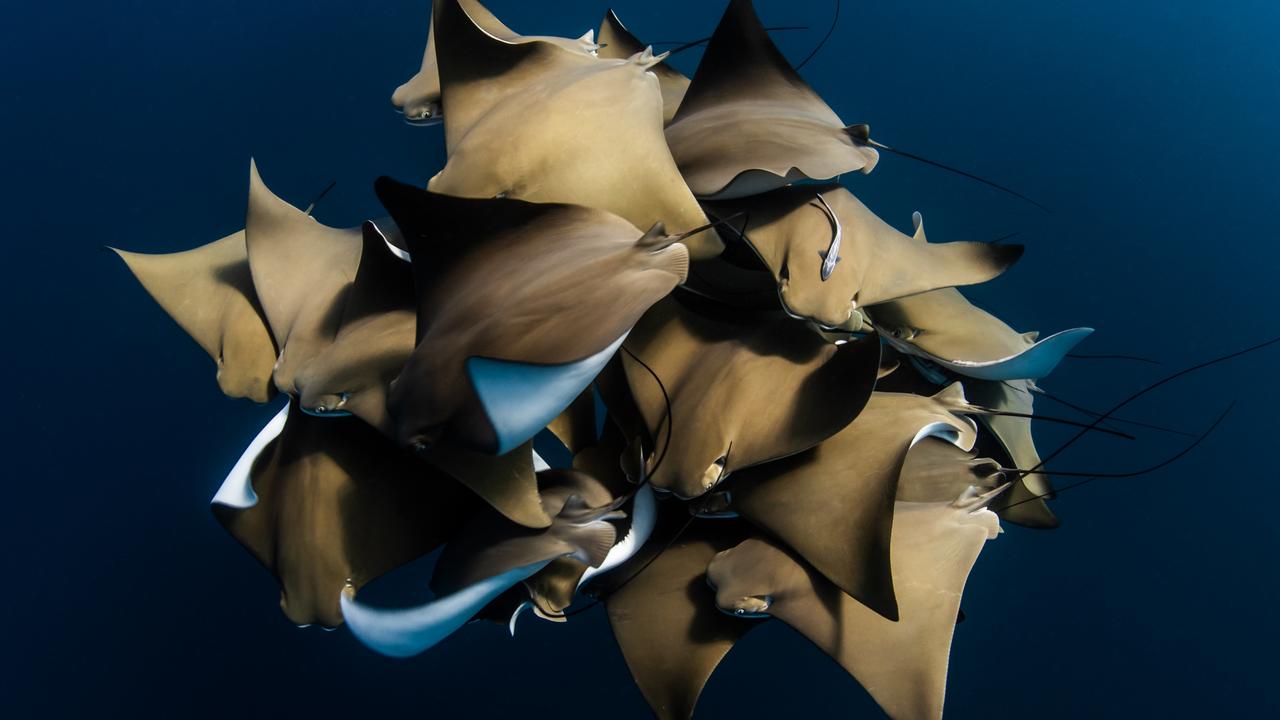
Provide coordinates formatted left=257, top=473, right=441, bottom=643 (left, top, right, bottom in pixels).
left=532, top=449, right=551, bottom=472
left=341, top=560, right=553, bottom=658
left=505, top=486, right=657, bottom=637
left=911, top=420, right=973, bottom=452
left=211, top=402, right=289, bottom=509
left=467, top=333, right=629, bottom=455
left=579, top=483, right=656, bottom=587
left=886, top=327, right=1094, bottom=381
left=368, top=217, right=412, bottom=262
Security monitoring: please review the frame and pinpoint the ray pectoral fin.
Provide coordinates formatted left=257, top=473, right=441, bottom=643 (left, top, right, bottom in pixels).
left=211, top=402, right=290, bottom=509
left=341, top=560, right=553, bottom=658
left=935, top=327, right=1094, bottom=381
left=466, top=333, right=628, bottom=455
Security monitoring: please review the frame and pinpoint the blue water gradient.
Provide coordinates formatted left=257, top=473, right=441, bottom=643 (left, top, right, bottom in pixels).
left=3, top=0, right=1278, bottom=716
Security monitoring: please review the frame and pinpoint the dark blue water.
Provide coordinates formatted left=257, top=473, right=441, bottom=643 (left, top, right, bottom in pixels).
left=5, top=0, right=1278, bottom=716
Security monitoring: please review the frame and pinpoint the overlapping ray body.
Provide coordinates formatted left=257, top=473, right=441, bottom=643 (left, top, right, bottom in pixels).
left=725, top=385, right=979, bottom=620
left=708, top=486, right=1006, bottom=720
left=427, top=0, right=720, bottom=258
left=705, top=185, right=1025, bottom=328
left=341, top=468, right=623, bottom=657
left=966, top=377, right=1060, bottom=527
left=665, top=0, right=879, bottom=199
left=377, top=178, right=689, bottom=454
left=597, top=10, right=691, bottom=124
left=110, top=229, right=277, bottom=403
left=601, top=293, right=882, bottom=498
left=110, top=0, right=1139, bottom=714
left=243, top=160, right=363, bottom=396
left=870, top=276, right=1093, bottom=382
left=391, top=0, right=600, bottom=124
left=289, top=221, right=416, bottom=432
left=212, top=399, right=479, bottom=628
left=600, top=511, right=756, bottom=720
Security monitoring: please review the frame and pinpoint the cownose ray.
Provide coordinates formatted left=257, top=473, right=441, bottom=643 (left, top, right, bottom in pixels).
left=210, top=397, right=481, bottom=628
left=703, top=184, right=1025, bottom=329
left=478, top=428, right=660, bottom=629
left=242, top=159, right=363, bottom=397
left=867, top=217, right=1093, bottom=382
left=290, top=221, right=416, bottom=433
left=341, top=469, right=624, bottom=657
left=596, top=508, right=758, bottom=720
left=596, top=292, right=882, bottom=499
left=110, top=213, right=277, bottom=403
left=663, top=0, right=879, bottom=199
left=434, top=467, right=646, bottom=624
left=252, top=211, right=554, bottom=531
left=876, top=355, right=1059, bottom=527
left=706, top=486, right=1009, bottom=720
left=723, top=384, right=980, bottom=620
left=597, top=10, right=691, bottom=124
left=965, top=377, right=1060, bottom=528
left=896, top=435, right=1006, bottom=503
left=391, top=0, right=600, bottom=125
left=427, top=0, right=721, bottom=259
left=376, top=178, right=690, bottom=456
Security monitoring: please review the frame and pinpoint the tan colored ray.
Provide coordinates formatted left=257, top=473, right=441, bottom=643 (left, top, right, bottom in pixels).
left=430, top=469, right=621, bottom=596
left=424, top=440, right=552, bottom=529
left=726, top=386, right=979, bottom=620
left=291, top=222, right=416, bottom=433
left=965, top=378, right=1060, bottom=528
left=546, top=387, right=598, bottom=455
left=428, top=0, right=719, bottom=259
left=110, top=230, right=277, bottom=403
left=707, top=490, right=1005, bottom=720
left=866, top=220, right=1092, bottom=382
left=602, top=515, right=754, bottom=720
left=597, top=10, right=690, bottom=124
left=704, top=185, right=1023, bottom=328
left=243, top=160, right=361, bottom=395
left=378, top=180, right=688, bottom=453
left=897, top=436, right=1006, bottom=503
left=391, top=0, right=599, bottom=125
left=214, top=399, right=478, bottom=628
left=871, top=287, right=1038, bottom=363
left=664, top=0, right=878, bottom=199
left=600, top=294, right=881, bottom=498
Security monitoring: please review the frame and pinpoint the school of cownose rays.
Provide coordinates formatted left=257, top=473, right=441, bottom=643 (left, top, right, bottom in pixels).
left=111, top=0, right=1226, bottom=717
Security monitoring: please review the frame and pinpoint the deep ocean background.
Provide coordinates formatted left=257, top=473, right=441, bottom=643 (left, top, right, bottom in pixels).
left=4, top=0, right=1279, bottom=716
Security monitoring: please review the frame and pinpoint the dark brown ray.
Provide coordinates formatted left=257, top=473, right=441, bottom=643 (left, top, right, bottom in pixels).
left=423, top=441, right=551, bottom=529
left=212, top=399, right=479, bottom=628
left=598, top=293, right=881, bottom=498
left=430, top=469, right=621, bottom=595
left=377, top=179, right=688, bottom=454
left=291, top=221, right=417, bottom=433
